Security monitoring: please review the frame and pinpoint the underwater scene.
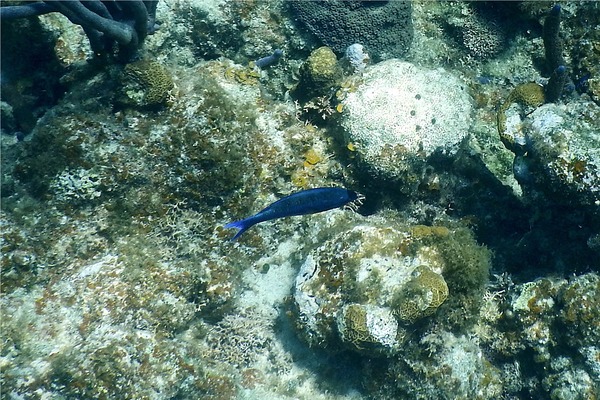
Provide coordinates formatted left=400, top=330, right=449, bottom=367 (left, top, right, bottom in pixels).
left=1, top=0, right=599, bottom=398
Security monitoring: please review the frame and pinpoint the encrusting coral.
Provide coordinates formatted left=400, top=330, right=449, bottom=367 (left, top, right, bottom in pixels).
left=339, top=59, right=473, bottom=192
left=118, top=60, right=174, bottom=108
left=289, top=0, right=413, bottom=60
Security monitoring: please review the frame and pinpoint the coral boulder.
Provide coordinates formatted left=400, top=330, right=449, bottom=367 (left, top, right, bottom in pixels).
left=339, top=60, right=473, bottom=191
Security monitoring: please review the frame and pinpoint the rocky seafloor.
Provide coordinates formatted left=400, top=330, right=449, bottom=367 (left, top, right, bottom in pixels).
left=1, top=1, right=599, bottom=399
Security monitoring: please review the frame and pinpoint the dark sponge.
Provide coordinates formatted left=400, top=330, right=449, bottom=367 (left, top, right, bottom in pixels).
left=289, top=0, right=413, bottom=61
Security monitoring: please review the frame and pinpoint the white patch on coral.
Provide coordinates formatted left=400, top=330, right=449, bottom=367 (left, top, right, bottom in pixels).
left=529, top=105, right=564, bottom=136
left=50, top=168, right=102, bottom=202
left=342, top=59, right=473, bottom=158
left=364, top=305, right=399, bottom=349
left=76, top=254, right=118, bottom=279
left=356, top=254, right=419, bottom=302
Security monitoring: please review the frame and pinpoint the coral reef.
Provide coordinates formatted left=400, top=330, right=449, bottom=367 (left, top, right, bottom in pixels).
left=477, top=274, right=600, bottom=398
left=446, top=5, right=507, bottom=60
left=289, top=0, right=413, bottom=61
left=386, top=332, right=503, bottom=398
left=560, top=274, right=600, bottom=350
left=495, top=92, right=599, bottom=273
left=292, top=216, right=490, bottom=356
left=2, top=1, right=600, bottom=399
left=497, top=4, right=574, bottom=140
left=521, top=102, right=600, bottom=206
left=1, top=252, right=206, bottom=398
left=339, top=59, right=473, bottom=191
left=570, top=3, right=600, bottom=105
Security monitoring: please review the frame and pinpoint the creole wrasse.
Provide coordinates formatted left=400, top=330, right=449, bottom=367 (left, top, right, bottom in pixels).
left=224, top=187, right=363, bottom=241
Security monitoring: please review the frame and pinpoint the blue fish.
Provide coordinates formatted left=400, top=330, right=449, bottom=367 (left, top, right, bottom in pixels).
left=255, top=49, right=284, bottom=69
left=225, top=187, right=361, bottom=241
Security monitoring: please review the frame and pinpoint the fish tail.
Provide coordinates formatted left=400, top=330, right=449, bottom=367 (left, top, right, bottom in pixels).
left=224, top=218, right=256, bottom=241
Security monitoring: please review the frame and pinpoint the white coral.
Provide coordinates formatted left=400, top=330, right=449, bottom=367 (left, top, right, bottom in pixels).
left=341, top=60, right=473, bottom=181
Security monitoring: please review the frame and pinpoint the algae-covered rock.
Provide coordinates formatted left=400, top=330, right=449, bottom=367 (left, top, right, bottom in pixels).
left=492, top=273, right=600, bottom=398
left=339, top=59, right=473, bottom=191
left=293, top=46, right=342, bottom=101
left=292, top=216, right=490, bottom=357
left=119, top=60, right=174, bottom=108
left=522, top=102, right=600, bottom=206
left=511, top=277, right=566, bottom=363
left=389, top=331, right=503, bottom=398
left=560, top=273, right=600, bottom=349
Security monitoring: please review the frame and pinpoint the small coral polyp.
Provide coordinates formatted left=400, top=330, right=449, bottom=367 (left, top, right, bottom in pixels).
left=292, top=218, right=489, bottom=357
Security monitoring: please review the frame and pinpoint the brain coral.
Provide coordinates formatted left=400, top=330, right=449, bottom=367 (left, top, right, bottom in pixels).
left=289, top=0, right=413, bottom=60
left=120, top=60, right=173, bottom=108
left=392, top=265, right=449, bottom=323
left=340, top=59, right=473, bottom=188
left=336, top=303, right=401, bottom=354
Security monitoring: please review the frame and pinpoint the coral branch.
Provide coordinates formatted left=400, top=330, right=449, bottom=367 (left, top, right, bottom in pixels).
left=543, top=4, right=565, bottom=70
left=0, top=0, right=159, bottom=61
left=0, top=2, right=56, bottom=19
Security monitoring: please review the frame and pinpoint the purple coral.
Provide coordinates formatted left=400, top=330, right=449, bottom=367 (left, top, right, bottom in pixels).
left=254, top=49, right=284, bottom=69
